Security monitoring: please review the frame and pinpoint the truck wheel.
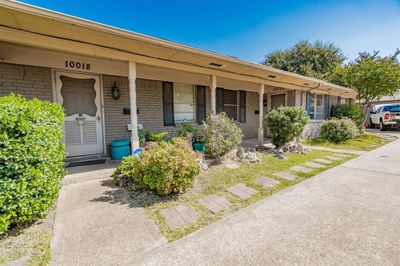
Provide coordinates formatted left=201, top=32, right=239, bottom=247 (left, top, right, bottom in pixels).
left=380, top=121, right=387, bottom=131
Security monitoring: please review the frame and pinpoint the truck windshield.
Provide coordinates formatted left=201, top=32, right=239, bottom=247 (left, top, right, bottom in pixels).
left=383, top=105, right=400, bottom=112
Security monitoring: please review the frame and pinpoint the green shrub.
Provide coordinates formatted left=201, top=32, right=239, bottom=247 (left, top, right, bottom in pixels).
left=0, top=94, right=65, bottom=234
left=113, top=138, right=200, bottom=195
left=331, top=103, right=363, bottom=129
left=265, top=106, right=309, bottom=147
left=320, top=118, right=360, bottom=143
left=202, top=113, right=243, bottom=159
left=177, top=122, right=195, bottom=137
left=144, top=130, right=169, bottom=142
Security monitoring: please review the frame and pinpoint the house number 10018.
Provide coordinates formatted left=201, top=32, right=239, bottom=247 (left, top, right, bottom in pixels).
left=65, top=61, right=91, bottom=70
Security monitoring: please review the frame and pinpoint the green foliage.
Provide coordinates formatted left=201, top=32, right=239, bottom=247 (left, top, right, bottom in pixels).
left=202, top=113, right=243, bottom=159
left=192, top=128, right=206, bottom=143
left=331, top=50, right=400, bottom=104
left=265, top=106, right=309, bottom=147
left=0, top=94, right=65, bottom=234
left=320, top=118, right=360, bottom=143
left=177, top=122, right=195, bottom=137
left=264, top=40, right=345, bottom=80
left=144, top=130, right=169, bottom=142
left=330, top=103, right=363, bottom=129
left=113, top=138, right=200, bottom=196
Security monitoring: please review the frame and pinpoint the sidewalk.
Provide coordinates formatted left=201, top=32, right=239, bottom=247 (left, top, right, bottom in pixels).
left=51, top=167, right=166, bottom=265
left=129, top=139, right=400, bottom=265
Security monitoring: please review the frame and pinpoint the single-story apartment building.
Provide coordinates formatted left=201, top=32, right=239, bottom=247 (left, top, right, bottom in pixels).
left=0, top=1, right=356, bottom=162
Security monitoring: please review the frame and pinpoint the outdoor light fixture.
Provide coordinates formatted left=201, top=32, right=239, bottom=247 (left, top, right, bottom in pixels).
left=263, top=98, right=268, bottom=107
left=111, top=81, right=120, bottom=100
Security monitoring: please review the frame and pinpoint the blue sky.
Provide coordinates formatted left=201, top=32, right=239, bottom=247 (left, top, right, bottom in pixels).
left=21, top=0, right=400, bottom=63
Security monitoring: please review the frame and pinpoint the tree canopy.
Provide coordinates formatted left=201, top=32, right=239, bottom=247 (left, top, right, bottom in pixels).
left=263, top=40, right=345, bottom=80
left=330, top=50, right=400, bottom=104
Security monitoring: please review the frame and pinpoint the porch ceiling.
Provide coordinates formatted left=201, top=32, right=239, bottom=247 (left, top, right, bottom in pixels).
left=0, top=1, right=356, bottom=98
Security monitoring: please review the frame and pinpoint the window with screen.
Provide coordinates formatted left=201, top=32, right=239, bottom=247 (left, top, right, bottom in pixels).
left=173, top=83, right=195, bottom=122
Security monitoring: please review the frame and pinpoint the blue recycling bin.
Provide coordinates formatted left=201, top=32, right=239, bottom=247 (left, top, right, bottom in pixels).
left=111, top=140, right=131, bottom=160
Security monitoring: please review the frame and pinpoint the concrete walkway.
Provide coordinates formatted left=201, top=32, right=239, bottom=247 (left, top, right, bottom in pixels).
left=51, top=166, right=166, bottom=265
left=130, top=139, right=400, bottom=265
left=301, top=144, right=366, bottom=155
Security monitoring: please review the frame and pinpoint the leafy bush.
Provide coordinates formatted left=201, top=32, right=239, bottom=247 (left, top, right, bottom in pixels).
left=144, top=130, right=169, bottom=142
left=202, top=113, right=243, bottom=159
left=177, top=122, right=195, bottom=137
left=265, top=106, right=309, bottom=147
left=320, top=118, right=360, bottom=143
left=0, top=94, right=65, bottom=234
left=192, top=128, right=206, bottom=143
left=113, top=138, right=200, bottom=195
left=331, top=103, right=363, bottom=129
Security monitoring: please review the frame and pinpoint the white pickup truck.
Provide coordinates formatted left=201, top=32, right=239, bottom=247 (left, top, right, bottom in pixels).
left=370, top=104, right=400, bottom=131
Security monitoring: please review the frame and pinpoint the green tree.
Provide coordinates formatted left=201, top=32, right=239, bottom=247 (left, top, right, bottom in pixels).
left=263, top=40, right=345, bottom=80
left=331, top=50, right=400, bottom=119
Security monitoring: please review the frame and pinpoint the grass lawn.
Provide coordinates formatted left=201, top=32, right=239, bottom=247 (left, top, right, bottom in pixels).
left=302, top=133, right=390, bottom=151
left=141, top=150, right=356, bottom=241
left=0, top=210, right=54, bottom=266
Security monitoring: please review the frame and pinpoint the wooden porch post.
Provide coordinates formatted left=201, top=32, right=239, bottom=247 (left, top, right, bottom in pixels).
left=258, top=83, right=264, bottom=146
left=211, top=75, right=217, bottom=114
left=128, top=61, right=140, bottom=152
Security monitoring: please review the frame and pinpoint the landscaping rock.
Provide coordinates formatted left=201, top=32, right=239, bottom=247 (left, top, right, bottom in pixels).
left=244, top=151, right=261, bottom=163
left=290, top=165, right=313, bottom=173
left=304, top=162, right=325, bottom=168
left=274, top=171, right=299, bottom=180
left=296, top=144, right=304, bottom=154
left=314, top=158, right=333, bottom=164
left=160, top=205, right=197, bottom=229
left=198, top=195, right=231, bottom=214
left=236, top=148, right=245, bottom=159
left=255, top=176, right=280, bottom=189
left=274, top=148, right=286, bottom=160
left=263, top=143, right=276, bottom=149
left=197, top=158, right=209, bottom=171
left=227, top=183, right=258, bottom=199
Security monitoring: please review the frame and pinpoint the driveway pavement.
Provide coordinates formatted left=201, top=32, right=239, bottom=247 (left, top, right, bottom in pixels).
left=130, top=139, right=400, bottom=265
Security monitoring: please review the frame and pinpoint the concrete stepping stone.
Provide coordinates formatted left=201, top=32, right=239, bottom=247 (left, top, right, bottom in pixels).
left=255, top=176, right=280, bottom=189
left=290, top=165, right=313, bottom=173
left=314, top=158, right=333, bottom=164
left=198, top=195, right=231, bottom=214
left=227, top=183, right=258, bottom=199
left=225, top=163, right=239, bottom=169
left=304, top=161, right=325, bottom=168
left=334, top=154, right=352, bottom=158
left=160, top=205, right=197, bottom=229
left=274, top=171, right=299, bottom=180
left=325, top=155, right=343, bottom=161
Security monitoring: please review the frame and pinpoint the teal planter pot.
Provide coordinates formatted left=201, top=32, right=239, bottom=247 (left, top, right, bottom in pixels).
left=192, top=142, right=206, bottom=154
left=111, top=139, right=131, bottom=160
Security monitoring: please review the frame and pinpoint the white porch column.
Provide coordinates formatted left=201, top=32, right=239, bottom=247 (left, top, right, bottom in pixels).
left=258, top=83, right=264, bottom=145
left=128, top=61, right=140, bottom=152
left=211, top=75, right=217, bottom=114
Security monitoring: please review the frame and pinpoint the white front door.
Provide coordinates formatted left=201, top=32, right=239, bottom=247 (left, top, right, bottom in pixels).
left=55, top=71, right=104, bottom=157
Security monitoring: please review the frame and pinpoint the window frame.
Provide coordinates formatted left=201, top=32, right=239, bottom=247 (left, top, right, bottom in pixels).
left=172, top=82, right=195, bottom=123
left=309, top=93, right=326, bottom=121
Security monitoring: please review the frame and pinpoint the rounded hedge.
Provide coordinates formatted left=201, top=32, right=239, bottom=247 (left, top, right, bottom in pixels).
left=202, top=113, right=243, bottom=159
left=113, top=138, right=200, bottom=195
left=320, top=118, right=360, bottom=143
left=265, top=106, right=309, bottom=147
left=0, top=94, right=65, bottom=234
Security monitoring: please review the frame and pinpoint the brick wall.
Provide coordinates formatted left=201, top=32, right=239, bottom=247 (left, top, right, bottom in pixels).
left=0, top=63, right=53, bottom=101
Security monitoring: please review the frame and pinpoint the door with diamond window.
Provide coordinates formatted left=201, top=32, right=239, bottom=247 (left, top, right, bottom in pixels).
left=55, top=72, right=103, bottom=157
